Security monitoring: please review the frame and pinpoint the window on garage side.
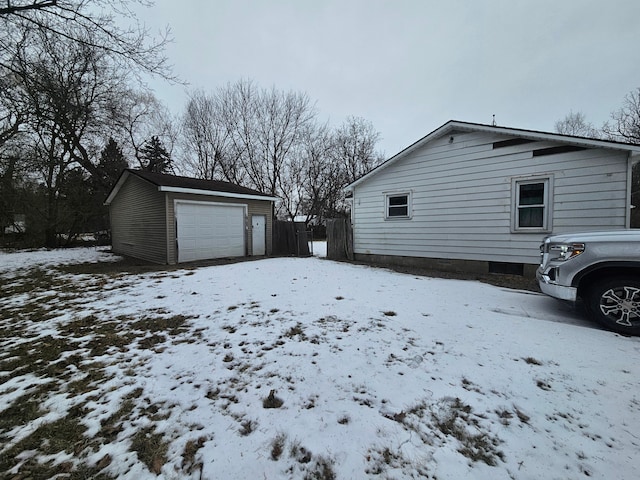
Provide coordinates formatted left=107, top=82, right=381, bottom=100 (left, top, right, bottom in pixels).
left=385, top=192, right=412, bottom=219
left=512, top=177, right=551, bottom=231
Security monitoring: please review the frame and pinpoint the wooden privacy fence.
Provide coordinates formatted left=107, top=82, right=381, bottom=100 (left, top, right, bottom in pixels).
left=326, top=218, right=353, bottom=260
left=272, top=221, right=311, bottom=256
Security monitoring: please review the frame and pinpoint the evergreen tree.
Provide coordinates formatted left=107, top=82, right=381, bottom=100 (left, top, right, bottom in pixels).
left=139, top=136, right=173, bottom=174
left=98, top=137, right=129, bottom=187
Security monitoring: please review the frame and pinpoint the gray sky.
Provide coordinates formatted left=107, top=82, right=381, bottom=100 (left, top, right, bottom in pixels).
left=142, top=0, right=640, bottom=156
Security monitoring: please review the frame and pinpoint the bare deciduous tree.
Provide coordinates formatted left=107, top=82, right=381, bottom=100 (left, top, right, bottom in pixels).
left=554, top=111, right=600, bottom=138
left=333, top=116, right=384, bottom=185
left=181, top=89, right=233, bottom=181
left=118, top=90, right=177, bottom=169
left=8, top=27, right=130, bottom=245
left=603, top=88, right=640, bottom=144
left=178, top=81, right=384, bottom=221
left=0, top=0, right=174, bottom=80
left=298, top=123, right=342, bottom=221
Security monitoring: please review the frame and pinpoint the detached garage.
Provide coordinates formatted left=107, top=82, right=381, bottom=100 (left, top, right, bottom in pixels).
left=105, top=169, right=276, bottom=264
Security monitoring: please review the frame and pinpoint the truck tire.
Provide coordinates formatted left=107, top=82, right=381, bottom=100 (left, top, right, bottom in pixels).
left=585, top=277, right=640, bottom=336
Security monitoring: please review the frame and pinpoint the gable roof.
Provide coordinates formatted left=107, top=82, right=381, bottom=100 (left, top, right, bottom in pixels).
left=105, top=169, right=277, bottom=205
left=346, top=120, right=640, bottom=191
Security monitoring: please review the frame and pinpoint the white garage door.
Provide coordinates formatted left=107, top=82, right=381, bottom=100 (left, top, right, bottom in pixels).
left=176, top=202, right=245, bottom=263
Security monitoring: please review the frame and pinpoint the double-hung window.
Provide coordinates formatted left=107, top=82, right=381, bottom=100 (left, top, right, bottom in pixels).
left=385, top=192, right=411, bottom=219
left=512, top=177, right=551, bottom=231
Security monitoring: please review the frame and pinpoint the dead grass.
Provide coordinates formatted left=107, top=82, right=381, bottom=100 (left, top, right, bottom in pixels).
left=382, top=396, right=505, bottom=467
left=181, top=436, right=206, bottom=474
left=432, top=397, right=505, bottom=466
left=130, top=427, right=169, bottom=475
left=263, top=389, right=284, bottom=409
left=523, top=356, right=543, bottom=365
left=0, top=256, right=239, bottom=478
left=0, top=414, right=93, bottom=477
left=0, top=251, right=536, bottom=477
left=283, top=323, right=308, bottom=341
left=270, top=433, right=287, bottom=460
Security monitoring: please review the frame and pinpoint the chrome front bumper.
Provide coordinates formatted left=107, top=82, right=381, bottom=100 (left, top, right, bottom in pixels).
left=536, top=269, right=578, bottom=302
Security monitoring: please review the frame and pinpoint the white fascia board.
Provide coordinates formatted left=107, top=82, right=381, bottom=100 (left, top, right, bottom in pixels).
left=103, top=171, right=130, bottom=205
left=158, top=186, right=277, bottom=202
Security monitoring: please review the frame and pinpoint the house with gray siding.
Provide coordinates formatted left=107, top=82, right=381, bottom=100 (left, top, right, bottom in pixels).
left=105, top=169, right=276, bottom=264
left=345, top=120, right=640, bottom=275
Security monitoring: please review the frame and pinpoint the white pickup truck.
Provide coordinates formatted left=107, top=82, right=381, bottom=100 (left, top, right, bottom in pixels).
left=537, top=230, right=640, bottom=335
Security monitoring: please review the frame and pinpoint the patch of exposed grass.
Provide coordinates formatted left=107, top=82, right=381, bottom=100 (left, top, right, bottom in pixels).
left=263, top=389, right=284, bottom=409
left=138, top=333, right=168, bottom=350
left=99, top=388, right=143, bottom=441
left=238, top=418, right=257, bottom=436
left=181, top=436, right=206, bottom=474
left=461, top=377, right=483, bottom=394
left=365, top=446, right=406, bottom=476
left=130, top=427, right=169, bottom=475
left=283, top=323, right=308, bottom=341
left=337, top=415, right=350, bottom=425
left=0, top=267, right=61, bottom=297
left=130, top=314, right=194, bottom=335
left=536, top=379, right=552, bottom=391
left=65, top=361, right=110, bottom=395
left=0, top=335, right=80, bottom=385
left=222, top=324, right=237, bottom=334
left=0, top=457, right=115, bottom=480
left=432, top=397, right=504, bottom=466
left=305, top=455, right=337, bottom=480
left=523, top=356, right=543, bottom=365
left=514, top=406, right=530, bottom=424
left=87, top=327, right=135, bottom=356
left=0, top=392, right=46, bottom=436
left=270, top=433, right=287, bottom=460
left=0, top=415, right=88, bottom=475
left=382, top=397, right=504, bottom=467
left=142, top=400, right=172, bottom=422
left=290, top=441, right=312, bottom=464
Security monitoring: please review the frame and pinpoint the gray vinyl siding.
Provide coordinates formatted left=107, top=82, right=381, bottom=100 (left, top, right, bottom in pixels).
left=352, top=131, right=630, bottom=265
left=165, top=193, right=273, bottom=264
left=109, top=175, right=167, bottom=264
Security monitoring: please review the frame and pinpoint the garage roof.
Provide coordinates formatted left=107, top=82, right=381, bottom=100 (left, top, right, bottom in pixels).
left=105, top=169, right=278, bottom=204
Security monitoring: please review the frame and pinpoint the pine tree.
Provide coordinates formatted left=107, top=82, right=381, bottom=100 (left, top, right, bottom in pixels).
left=98, top=137, right=129, bottom=187
left=139, top=136, right=172, bottom=174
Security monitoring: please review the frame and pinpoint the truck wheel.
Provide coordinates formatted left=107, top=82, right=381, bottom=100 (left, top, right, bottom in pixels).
left=586, top=277, right=640, bottom=336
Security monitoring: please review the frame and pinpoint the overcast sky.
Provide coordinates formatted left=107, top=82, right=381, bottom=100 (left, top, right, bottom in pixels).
left=140, top=0, right=640, bottom=157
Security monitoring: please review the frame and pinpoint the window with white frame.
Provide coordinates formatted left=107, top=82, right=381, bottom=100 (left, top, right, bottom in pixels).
left=385, top=192, right=411, bottom=219
left=512, top=177, right=551, bottom=231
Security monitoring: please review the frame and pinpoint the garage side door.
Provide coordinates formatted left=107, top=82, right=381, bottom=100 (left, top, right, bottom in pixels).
left=176, top=202, right=245, bottom=262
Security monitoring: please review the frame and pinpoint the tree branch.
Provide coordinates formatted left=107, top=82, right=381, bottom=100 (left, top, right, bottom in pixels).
left=0, top=1, right=58, bottom=15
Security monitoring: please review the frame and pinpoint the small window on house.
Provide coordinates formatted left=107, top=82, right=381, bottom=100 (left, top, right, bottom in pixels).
left=513, top=178, right=551, bottom=231
left=385, top=193, right=411, bottom=219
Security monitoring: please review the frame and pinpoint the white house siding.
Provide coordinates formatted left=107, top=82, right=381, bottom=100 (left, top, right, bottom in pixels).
left=352, top=130, right=630, bottom=265
left=109, top=175, right=168, bottom=264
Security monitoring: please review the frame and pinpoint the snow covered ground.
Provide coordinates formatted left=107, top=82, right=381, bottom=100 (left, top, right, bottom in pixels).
left=1, top=246, right=639, bottom=479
